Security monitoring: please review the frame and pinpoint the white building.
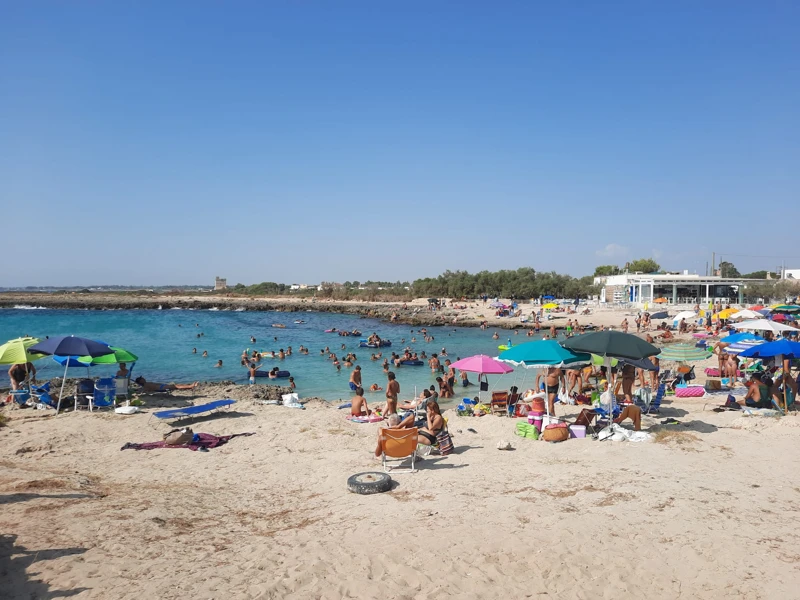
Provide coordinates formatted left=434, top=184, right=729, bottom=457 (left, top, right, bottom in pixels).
left=594, top=272, right=748, bottom=306
left=782, top=269, right=800, bottom=280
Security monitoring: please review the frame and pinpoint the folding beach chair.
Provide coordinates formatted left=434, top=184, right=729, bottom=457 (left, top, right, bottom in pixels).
left=31, top=383, right=58, bottom=409
left=491, top=391, right=509, bottom=416
left=378, top=427, right=418, bottom=473
left=90, top=378, right=117, bottom=412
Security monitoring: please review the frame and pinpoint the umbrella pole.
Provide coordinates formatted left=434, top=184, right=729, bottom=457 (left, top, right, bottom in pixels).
left=56, top=362, right=69, bottom=416
left=780, top=354, right=788, bottom=413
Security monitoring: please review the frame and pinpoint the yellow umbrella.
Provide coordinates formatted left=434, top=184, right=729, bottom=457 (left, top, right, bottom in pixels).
left=0, top=337, right=45, bottom=365
left=712, top=308, right=737, bottom=320
left=542, top=303, right=558, bottom=310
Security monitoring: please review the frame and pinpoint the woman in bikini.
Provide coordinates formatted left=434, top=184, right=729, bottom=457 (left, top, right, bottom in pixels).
left=417, top=401, right=445, bottom=447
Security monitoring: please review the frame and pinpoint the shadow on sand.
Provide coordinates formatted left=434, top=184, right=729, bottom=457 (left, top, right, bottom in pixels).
left=0, top=534, right=89, bottom=599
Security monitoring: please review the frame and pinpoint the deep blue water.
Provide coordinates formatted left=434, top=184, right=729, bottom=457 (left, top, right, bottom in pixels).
left=0, top=308, right=548, bottom=402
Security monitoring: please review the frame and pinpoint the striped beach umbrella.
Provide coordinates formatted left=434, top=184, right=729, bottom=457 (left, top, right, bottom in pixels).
left=723, top=339, right=767, bottom=355
left=657, top=343, right=710, bottom=362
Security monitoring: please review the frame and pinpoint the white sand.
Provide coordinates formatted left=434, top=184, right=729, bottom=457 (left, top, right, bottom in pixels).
left=2, top=387, right=800, bottom=599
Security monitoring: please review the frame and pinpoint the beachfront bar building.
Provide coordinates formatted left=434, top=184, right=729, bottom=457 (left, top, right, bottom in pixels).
left=594, top=272, right=747, bottom=306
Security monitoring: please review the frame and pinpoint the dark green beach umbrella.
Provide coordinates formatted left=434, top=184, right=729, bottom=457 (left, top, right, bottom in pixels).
left=562, top=331, right=660, bottom=413
left=562, top=330, right=660, bottom=361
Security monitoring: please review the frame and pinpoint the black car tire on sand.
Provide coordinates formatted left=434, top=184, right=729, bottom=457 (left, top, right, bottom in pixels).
left=347, top=472, right=392, bottom=495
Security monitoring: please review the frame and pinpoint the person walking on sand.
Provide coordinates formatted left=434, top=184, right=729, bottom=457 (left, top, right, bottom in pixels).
left=385, top=372, right=400, bottom=415
left=349, top=365, right=362, bottom=391
left=621, top=318, right=629, bottom=333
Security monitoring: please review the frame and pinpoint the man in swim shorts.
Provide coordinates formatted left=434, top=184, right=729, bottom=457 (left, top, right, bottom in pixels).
left=351, top=388, right=370, bottom=417
left=349, top=365, right=362, bottom=391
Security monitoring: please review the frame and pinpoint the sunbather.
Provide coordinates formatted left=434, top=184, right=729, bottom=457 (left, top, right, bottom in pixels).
left=614, top=405, right=642, bottom=431
left=417, top=401, right=445, bottom=447
left=134, top=377, right=198, bottom=391
left=351, top=388, right=370, bottom=417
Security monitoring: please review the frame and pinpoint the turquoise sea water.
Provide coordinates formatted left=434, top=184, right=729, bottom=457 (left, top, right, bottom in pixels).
left=0, top=308, right=552, bottom=402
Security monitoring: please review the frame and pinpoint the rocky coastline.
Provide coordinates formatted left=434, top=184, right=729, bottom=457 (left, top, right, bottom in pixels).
left=0, top=292, right=534, bottom=329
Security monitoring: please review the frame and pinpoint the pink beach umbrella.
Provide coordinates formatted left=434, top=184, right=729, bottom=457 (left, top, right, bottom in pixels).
left=449, top=354, right=514, bottom=375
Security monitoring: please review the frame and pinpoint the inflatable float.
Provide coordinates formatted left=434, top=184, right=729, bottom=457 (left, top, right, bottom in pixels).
left=498, top=345, right=511, bottom=351
left=338, top=331, right=361, bottom=337
left=254, top=370, right=290, bottom=378
left=294, top=320, right=306, bottom=324
left=400, top=360, right=424, bottom=366
left=359, top=339, right=392, bottom=348
left=271, top=324, right=286, bottom=329
left=325, top=328, right=338, bottom=333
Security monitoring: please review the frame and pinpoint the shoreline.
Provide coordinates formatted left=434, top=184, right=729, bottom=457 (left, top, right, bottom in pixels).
left=0, top=292, right=659, bottom=331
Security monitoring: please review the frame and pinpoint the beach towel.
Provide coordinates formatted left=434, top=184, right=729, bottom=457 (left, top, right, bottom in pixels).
left=347, top=414, right=384, bottom=423
left=120, top=432, right=255, bottom=451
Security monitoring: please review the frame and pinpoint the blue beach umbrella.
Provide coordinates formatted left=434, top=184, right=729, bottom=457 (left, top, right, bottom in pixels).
left=739, top=340, right=800, bottom=413
left=29, top=336, right=113, bottom=415
left=721, top=332, right=764, bottom=344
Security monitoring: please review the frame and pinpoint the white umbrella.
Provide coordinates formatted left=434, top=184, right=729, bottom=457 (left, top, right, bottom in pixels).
left=729, top=309, right=762, bottom=320
left=672, top=311, right=698, bottom=323
left=731, top=319, right=797, bottom=334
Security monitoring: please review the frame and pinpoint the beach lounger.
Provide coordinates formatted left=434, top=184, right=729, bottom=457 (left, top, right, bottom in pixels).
left=150, top=399, right=236, bottom=425
left=491, top=391, right=509, bottom=416
left=378, top=427, right=418, bottom=473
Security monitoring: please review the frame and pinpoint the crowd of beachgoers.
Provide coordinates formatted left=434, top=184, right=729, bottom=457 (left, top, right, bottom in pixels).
left=3, top=298, right=800, bottom=599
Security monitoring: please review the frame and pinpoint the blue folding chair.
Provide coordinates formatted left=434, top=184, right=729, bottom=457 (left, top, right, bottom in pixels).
left=31, top=383, right=58, bottom=409
left=91, top=378, right=116, bottom=411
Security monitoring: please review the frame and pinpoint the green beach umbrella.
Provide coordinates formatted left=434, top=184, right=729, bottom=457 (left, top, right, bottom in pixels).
left=0, top=337, right=46, bottom=365
left=656, top=343, right=710, bottom=363
left=79, top=346, right=138, bottom=365
left=772, top=305, right=800, bottom=314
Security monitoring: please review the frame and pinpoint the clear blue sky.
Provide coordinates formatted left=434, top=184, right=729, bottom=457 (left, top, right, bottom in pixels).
left=2, top=2, right=798, bottom=286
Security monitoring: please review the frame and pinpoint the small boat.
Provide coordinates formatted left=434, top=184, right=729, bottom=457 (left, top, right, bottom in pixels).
left=272, top=324, right=286, bottom=329
left=294, top=320, right=306, bottom=324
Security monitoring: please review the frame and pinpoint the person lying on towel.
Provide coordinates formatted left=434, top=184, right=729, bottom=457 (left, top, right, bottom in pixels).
left=134, top=377, right=198, bottom=392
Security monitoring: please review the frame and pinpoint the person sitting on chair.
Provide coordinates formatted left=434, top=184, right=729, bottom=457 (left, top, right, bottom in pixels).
left=374, top=414, right=403, bottom=457
left=134, top=377, right=198, bottom=391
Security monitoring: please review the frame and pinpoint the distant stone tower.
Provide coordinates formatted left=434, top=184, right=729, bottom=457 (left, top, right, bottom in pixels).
left=214, top=277, right=227, bottom=291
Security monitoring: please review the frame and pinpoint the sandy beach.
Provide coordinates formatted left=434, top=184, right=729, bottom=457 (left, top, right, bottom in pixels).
left=3, top=380, right=800, bottom=599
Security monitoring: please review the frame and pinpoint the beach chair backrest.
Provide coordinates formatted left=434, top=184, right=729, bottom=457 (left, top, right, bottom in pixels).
left=93, top=383, right=116, bottom=408
left=381, top=427, right=418, bottom=458
left=491, top=391, right=509, bottom=402
left=114, top=376, right=129, bottom=398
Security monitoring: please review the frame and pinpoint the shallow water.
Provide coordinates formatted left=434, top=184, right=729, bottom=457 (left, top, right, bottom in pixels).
left=0, top=308, right=552, bottom=402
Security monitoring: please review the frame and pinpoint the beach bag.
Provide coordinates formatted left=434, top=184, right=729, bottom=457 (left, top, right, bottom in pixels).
left=436, top=430, right=454, bottom=455
left=542, top=422, right=569, bottom=443
left=479, top=381, right=489, bottom=392
left=163, top=428, right=193, bottom=446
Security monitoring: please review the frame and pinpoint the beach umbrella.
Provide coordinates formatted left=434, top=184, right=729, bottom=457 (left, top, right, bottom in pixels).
left=721, top=332, right=764, bottom=344
left=28, top=336, right=114, bottom=415
left=498, top=340, right=590, bottom=369
left=749, top=305, right=766, bottom=311
left=649, top=311, right=669, bottom=320
left=79, top=346, right=138, bottom=365
left=772, top=314, right=795, bottom=322
left=723, top=339, right=767, bottom=355
left=656, top=344, right=710, bottom=363
left=672, top=311, right=698, bottom=325
left=0, top=337, right=46, bottom=365
left=653, top=297, right=669, bottom=304
left=543, top=295, right=555, bottom=300
left=542, top=303, right=559, bottom=310
left=739, top=340, right=800, bottom=413
left=621, top=357, right=659, bottom=371
left=729, top=309, right=762, bottom=320
left=731, top=319, right=797, bottom=334
left=773, top=305, right=800, bottom=314
left=489, top=301, right=507, bottom=309
left=562, top=331, right=660, bottom=414
left=449, top=354, right=513, bottom=375
left=0, top=337, right=46, bottom=391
